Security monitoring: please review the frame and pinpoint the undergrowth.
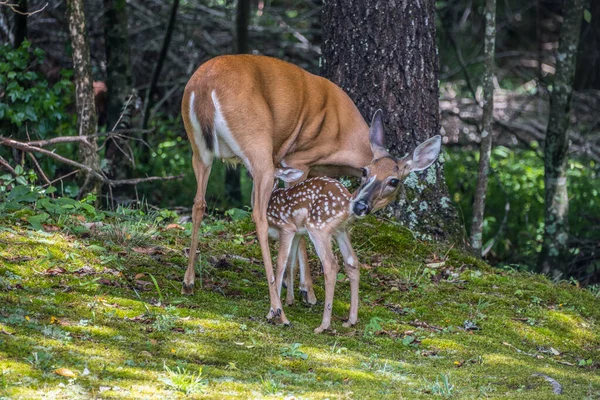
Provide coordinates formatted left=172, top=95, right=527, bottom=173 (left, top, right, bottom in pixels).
left=0, top=200, right=599, bottom=399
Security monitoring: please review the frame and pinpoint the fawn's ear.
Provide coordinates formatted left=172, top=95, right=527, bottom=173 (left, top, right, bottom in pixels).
left=274, top=168, right=304, bottom=183
left=408, top=135, right=442, bottom=172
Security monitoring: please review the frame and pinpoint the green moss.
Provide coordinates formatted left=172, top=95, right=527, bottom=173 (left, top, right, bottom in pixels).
left=0, top=215, right=599, bottom=399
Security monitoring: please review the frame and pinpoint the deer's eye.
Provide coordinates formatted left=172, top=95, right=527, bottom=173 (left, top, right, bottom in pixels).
left=362, top=168, right=368, bottom=177
left=389, top=179, right=400, bottom=187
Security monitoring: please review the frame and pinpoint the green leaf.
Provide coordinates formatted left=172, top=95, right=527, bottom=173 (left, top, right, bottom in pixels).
left=26, top=212, right=49, bottom=231
left=584, top=9, right=592, bottom=23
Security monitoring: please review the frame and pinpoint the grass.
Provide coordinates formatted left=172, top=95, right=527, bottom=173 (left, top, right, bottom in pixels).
left=0, top=213, right=599, bottom=399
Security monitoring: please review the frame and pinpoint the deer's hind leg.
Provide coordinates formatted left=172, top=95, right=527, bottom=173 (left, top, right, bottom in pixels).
left=182, top=153, right=213, bottom=294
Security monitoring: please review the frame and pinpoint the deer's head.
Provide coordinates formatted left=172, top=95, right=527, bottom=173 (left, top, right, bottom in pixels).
left=351, top=110, right=442, bottom=217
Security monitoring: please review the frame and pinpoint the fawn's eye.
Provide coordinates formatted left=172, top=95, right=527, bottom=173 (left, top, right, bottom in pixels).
left=389, top=179, right=400, bottom=187
left=362, top=168, right=368, bottom=177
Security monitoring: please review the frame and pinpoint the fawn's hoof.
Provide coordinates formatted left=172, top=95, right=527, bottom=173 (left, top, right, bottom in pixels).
left=181, top=282, right=194, bottom=295
left=301, top=289, right=318, bottom=306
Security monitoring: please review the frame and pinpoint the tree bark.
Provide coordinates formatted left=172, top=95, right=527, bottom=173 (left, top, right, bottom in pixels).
left=66, top=0, right=101, bottom=195
left=321, top=0, right=461, bottom=241
left=224, top=0, right=252, bottom=208
left=538, top=0, right=588, bottom=277
left=470, top=0, right=497, bottom=255
left=13, top=0, right=26, bottom=48
left=103, top=0, right=133, bottom=181
left=141, top=0, right=180, bottom=129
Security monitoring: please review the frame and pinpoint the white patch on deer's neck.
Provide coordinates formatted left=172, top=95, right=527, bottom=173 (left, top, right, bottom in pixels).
left=352, top=176, right=376, bottom=206
left=211, top=90, right=252, bottom=174
left=189, top=91, right=213, bottom=166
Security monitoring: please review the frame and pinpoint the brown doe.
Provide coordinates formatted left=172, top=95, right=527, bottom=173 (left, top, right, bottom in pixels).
left=181, top=54, right=441, bottom=325
left=267, top=133, right=441, bottom=332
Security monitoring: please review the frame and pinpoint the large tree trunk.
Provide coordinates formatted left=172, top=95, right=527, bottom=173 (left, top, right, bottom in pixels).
left=538, top=0, right=588, bottom=277
left=321, top=0, right=461, bottom=241
left=13, top=0, right=26, bottom=48
left=66, top=0, right=101, bottom=195
left=224, top=0, right=251, bottom=208
left=470, top=0, right=497, bottom=255
left=103, top=0, right=133, bottom=181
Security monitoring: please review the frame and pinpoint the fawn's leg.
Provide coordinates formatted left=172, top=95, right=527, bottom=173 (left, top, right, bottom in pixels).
left=335, top=230, right=360, bottom=327
left=275, top=231, right=295, bottom=299
left=308, top=230, right=337, bottom=333
left=297, top=238, right=317, bottom=305
left=285, top=235, right=301, bottom=306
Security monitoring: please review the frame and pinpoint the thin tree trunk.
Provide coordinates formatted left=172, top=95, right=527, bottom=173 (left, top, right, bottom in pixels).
left=66, top=0, right=101, bottom=195
left=13, top=0, right=26, bottom=48
left=321, top=0, right=462, bottom=241
left=141, top=0, right=180, bottom=129
left=470, top=0, right=497, bottom=255
left=224, top=0, right=251, bottom=208
left=538, top=0, right=588, bottom=277
left=103, top=0, right=133, bottom=181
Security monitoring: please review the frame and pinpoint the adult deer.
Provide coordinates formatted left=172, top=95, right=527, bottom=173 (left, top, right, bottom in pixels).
left=181, top=54, right=441, bottom=325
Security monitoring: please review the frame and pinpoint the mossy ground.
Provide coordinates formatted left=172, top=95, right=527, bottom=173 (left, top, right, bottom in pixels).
left=0, top=214, right=599, bottom=399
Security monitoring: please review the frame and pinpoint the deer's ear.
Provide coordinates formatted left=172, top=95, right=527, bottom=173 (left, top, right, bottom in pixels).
left=409, top=135, right=442, bottom=172
left=274, top=168, right=304, bottom=183
left=369, top=110, right=389, bottom=158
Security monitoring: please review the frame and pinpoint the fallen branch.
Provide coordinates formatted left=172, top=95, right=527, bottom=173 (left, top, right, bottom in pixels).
left=27, top=128, right=155, bottom=147
left=532, top=373, right=563, bottom=395
left=0, top=155, right=17, bottom=176
left=0, top=136, right=183, bottom=187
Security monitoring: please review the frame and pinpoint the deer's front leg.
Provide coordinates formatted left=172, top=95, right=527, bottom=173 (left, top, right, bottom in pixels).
left=253, top=169, right=289, bottom=325
left=308, top=230, right=337, bottom=333
left=336, top=230, right=360, bottom=327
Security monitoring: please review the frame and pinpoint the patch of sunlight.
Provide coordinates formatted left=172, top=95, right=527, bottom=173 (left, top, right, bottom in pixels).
left=482, top=352, right=535, bottom=368
left=421, top=338, right=466, bottom=351
left=302, top=348, right=361, bottom=368
left=317, top=366, right=379, bottom=382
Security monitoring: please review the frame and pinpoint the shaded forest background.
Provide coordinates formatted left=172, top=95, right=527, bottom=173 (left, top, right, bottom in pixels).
left=1, top=0, right=599, bottom=283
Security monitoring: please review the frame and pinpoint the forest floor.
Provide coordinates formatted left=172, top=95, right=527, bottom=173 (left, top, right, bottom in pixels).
left=0, top=210, right=599, bottom=399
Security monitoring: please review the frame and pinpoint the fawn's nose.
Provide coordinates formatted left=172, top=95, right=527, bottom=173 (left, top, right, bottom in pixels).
left=353, top=200, right=370, bottom=216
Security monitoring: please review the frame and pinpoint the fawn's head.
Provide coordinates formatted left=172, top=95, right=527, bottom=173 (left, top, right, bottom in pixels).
left=352, top=110, right=442, bottom=217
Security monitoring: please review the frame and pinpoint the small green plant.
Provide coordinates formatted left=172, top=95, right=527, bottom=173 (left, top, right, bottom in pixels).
left=148, top=273, right=164, bottom=305
left=41, top=325, right=72, bottom=342
left=364, top=316, right=396, bottom=337
left=25, top=351, right=55, bottom=372
left=280, top=343, right=308, bottom=360
left=426, top=373, right=454, bottom=398
left=159, top=363, right=207, bottom=394
left=152, top=312, right=177, bottom=332
left=329, top=341, right=348, bottom=354
left=578, top=358, right=593, bottom=367
left=260, top=375, right=284, bottom=395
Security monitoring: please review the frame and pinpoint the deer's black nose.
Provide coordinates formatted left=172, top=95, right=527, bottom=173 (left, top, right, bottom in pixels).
left=353, top=200, right=370, bottom=216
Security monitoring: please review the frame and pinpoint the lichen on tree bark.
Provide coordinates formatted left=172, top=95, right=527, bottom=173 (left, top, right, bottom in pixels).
left=538, top=0, right=589, bottom=277
left=321, top=0, right=461, bottom=241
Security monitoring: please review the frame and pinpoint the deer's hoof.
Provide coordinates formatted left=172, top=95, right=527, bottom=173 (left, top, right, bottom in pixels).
left=314, top=325, right=330, bottom=334
left=301, top=289, right=318, bottom=306
left=181, top=282, right=194, bottom=295
left=342, top=320, right=357, bottom=328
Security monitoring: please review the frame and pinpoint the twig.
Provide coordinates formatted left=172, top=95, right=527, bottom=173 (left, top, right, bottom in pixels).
left=42, top=169, right=80, bottom=188
left=0, top=155, right=17, bottom=176
left=532, top=373, right=563, bottom=395
left=0, top=1, right=48, bottom=16
left=0, top=136, right=183, bottom=187
left=26, top=129, right=155, bottom=147
left=27, top=153, right=51, bottom=186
